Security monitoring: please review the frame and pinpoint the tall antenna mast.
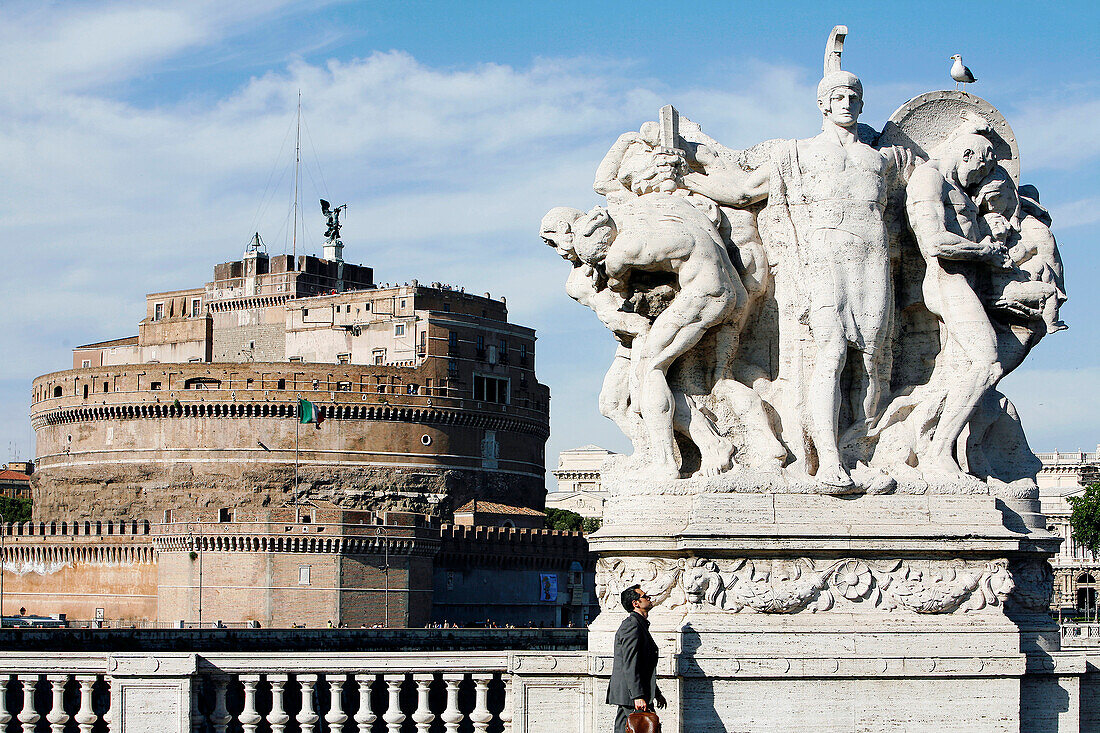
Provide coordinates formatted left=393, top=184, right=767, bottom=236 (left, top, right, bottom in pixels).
left=291, top=90, right=301, bottom=267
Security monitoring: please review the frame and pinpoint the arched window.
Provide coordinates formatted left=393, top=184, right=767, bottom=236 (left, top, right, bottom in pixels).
left=1078, top=573, right=1096, bottom=585
left=53, top=386, right=62, bottom=397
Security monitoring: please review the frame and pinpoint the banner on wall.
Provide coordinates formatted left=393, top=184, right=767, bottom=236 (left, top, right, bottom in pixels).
left=539, top=573, right=558, bottom=602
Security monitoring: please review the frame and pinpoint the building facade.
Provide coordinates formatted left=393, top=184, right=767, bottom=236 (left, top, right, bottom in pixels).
left=1037, top=447, right=1100, bottom=613
left=31, top=244, right=550, bottom=521
left=545, top=445, right=614, bottom=520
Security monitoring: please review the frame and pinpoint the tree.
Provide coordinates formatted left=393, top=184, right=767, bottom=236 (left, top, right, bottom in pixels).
left=0, top=496, right=31, bottom=523
left=1068, top=483, right=1100, bottom=558
left=582, top=517, right=603, bottom=534
left=544, top=508, right=583, bottom=532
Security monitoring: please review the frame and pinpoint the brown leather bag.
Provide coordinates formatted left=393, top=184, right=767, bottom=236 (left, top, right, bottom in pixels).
left=626, top=710, right=661, bottom=733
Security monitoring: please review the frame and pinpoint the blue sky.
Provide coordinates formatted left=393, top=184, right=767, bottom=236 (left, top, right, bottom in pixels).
left=0, top=0, right=1097, bottom=477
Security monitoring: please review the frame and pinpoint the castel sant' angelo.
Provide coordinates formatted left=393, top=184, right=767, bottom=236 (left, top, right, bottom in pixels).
left=4, top=224, right=588, bottom=629
left=31, top=235, right=550, bottom=523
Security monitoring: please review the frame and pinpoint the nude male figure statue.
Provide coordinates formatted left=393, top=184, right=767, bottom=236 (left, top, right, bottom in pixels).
left=905, top=133, right=1013, bottom=475
left=541, top=199, right=744, bottom=479
left=679, top=68, right=909, bottom=487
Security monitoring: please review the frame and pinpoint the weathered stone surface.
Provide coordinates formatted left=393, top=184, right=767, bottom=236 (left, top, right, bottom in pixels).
left=538, top=23, right=1083, bottom=732
left=541, top=27, right=1062, bottom=496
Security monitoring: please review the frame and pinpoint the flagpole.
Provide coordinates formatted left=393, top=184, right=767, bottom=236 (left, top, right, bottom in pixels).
left=295, top=395, right=300, bottom=523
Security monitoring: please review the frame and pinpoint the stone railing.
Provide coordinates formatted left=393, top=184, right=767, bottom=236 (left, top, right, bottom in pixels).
left=0, top=651, right=516, bottom=732
left=1036, top=451, right=1100, bottom=466
left=1061, top=622, right=1100, bottom=645
left=0, top=629, right=589, bottom=730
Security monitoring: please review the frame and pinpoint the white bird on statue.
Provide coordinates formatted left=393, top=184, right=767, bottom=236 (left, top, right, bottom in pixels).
left=950, top=54, right=976, bottom=90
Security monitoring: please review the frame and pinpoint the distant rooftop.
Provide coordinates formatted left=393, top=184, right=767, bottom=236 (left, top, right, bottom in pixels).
left=74, top=336, right=138, bottom=350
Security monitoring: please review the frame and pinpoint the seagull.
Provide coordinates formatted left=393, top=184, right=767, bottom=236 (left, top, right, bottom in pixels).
left=950, top=54, right=976, bottom=90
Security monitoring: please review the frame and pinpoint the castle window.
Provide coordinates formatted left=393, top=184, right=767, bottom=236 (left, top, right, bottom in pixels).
left=150, top=382, right=161, bottom=391
left=473, top=375, right=509, bottom=404
left=277, top=378, right=286, bottom=390
left=400, top=299, right=407, bottom=309
left=191, top=298, right=202, bottom=316
left=103, top=383, right=109, bottom=393
left=53, top=386, right=62, bottom=397
left=337, top=381, right=352, bottom=391
left=443, top=303, right=450, bottom=312
left=163, top=510, right=172, bottom=523
left=289, top=357, right=303, bottom=363
left=83, top=384, right=89, bottom=398
left=299, top=566, right=311, bottom=585
left=219, top=508, right=233, bottom=522
left=373, top=349, right=386, bottom=365
left=337, top=353, right=350, bottom=365
left=81, top=359, right=91, bottom=368
left=394, top=323, right=405, bottom=337
left=154, top=302, right=164, bottom=320
left=303, top=308, right=309, bottom=316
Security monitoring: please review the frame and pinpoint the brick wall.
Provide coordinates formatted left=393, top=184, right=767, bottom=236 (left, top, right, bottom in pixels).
left=212, top=323, right=286, bottom=361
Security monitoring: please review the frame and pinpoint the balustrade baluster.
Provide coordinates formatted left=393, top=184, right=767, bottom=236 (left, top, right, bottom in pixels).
left=0, top=676, right=12, bottom=732
left=296, top=674, right=320, bottom=733
left=191, top=676, right=207, bottom=733
left=470, top=674, right=493, bottom=733
left=102, top=678, right=115, bottom=733
left=45, top=675, right=70, bottom=733
left=239, top=675, right=262, bottom=733
left=411, top=674, right=434, bottom=733
left=382, top=674, right=406, bottom=733
left=499, top=673, right=514, bottom=733
left=16, top=675, right=40, bottom=733
left=267, top=675, right=291, bottom=733
left=353, top=674, right=377, bottom=733
left=211, top=678, right=231, bottom=733
left=325, top=675, right=348, bottom=733
left=74, top=676, right=98, bottom=733
left=440, top=674, right=464, bottom=733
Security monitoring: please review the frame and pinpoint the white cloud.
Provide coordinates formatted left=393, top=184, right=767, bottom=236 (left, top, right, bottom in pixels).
left=1053, top=196, right=1100, bottom=230
left=1013, top=97, right=1100, bottom=171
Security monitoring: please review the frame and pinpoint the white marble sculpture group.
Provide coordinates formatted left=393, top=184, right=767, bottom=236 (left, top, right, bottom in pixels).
left=541, top=27, right=1065, bottom=496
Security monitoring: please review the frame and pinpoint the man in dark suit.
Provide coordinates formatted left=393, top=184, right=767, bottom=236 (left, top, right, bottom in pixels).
left=607, top=584, right=666, bottom=733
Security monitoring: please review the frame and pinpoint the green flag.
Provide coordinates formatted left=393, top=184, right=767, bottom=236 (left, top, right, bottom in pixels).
left=298, top=398, right=324, bottom=425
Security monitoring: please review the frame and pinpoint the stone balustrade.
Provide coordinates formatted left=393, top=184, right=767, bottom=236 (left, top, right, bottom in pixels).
left=1061, top=622, right=1100, bottom=645
left=0, top=651, right=517, bottom=732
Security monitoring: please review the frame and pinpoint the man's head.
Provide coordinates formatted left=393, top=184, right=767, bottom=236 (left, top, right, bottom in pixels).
left=620, top=584, right=654, bottom=613
left=975, top=165, right=1018, bottom=219
left=817, top=71, right=863, bottom=128
left=946, top=133, right=996, bottom=188
left=540, top=206, right=584, bottom=261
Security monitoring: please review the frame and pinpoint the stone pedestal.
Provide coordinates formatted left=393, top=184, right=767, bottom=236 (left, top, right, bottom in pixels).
left=587, top=491, right=1083, bottom=732
left=107, top=653, right=196, bottom=733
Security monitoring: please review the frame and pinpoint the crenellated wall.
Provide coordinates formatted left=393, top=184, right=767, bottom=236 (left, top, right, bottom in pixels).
left=0, top=516, right=591, bottom=629
left=0, top=520, right=157, bottom=622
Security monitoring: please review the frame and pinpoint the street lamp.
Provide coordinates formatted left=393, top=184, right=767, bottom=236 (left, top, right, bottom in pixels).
left=0, top=511, right=5, bottom=629
left=376, top=527, right=389, bottom=627
left=188, top=524, right=203, bottom=627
